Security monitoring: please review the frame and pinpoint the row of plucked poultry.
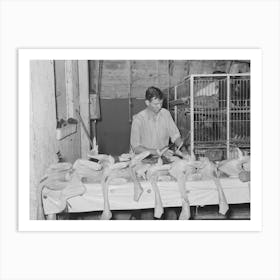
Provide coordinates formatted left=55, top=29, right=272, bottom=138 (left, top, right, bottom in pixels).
left=40, top=148, right=250, bottom=220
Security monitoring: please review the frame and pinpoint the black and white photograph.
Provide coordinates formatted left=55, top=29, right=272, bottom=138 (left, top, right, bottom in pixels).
left=1, top=1, right=279, bottom=280
left=18, top=48, right=261, bottom=231
left=30, top=59, right=251, bottom=222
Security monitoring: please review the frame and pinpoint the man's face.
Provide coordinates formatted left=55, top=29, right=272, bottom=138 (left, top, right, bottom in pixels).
left=146, top=98, right=163, bottom=114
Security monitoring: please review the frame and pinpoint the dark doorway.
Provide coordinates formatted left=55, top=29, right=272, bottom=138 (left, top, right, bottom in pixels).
left=94, top=98, right=145, bottom=156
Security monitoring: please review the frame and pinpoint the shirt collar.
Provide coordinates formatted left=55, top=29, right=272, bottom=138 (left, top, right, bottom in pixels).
left=145, top=108, right=162, bottom=121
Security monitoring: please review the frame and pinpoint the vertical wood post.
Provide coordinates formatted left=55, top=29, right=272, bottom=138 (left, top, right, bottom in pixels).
left=78, top=60, right=91, bottom=158
left=65, top=61, right=75, bottom=118
left=174, top=85, right=178, bottom=125
left=128, top=60, right=133, bottom=123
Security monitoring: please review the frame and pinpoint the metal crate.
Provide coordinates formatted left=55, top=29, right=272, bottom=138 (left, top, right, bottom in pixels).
left=167, top=73, right=250, bottom=159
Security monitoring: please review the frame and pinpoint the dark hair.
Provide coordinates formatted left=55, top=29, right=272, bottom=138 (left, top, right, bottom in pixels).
left=145, top=86, right=163, bottom=101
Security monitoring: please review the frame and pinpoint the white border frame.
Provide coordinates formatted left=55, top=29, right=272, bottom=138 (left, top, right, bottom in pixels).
left=19, top=49, right=262, bottom=232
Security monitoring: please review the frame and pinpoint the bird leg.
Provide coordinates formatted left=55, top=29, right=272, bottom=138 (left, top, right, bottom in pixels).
left=169, top=160, right=192, bottom=220
left=176, top=173, right=189, bottom=202
left=147, top=164, right=171, bottom=219
left=213, top=176, right=229, bottom=215
left=149, top=174, right=164, bottom=219
left=179, top=198, right=191, bottom=220
left=129, top=165, right=143, bottom=202
left=100, top=173, right=112, bottom=220
left=176, top=173, right=191, bottom=220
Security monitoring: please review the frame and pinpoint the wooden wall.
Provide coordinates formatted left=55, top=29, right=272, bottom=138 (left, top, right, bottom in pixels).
left=29, top=59, right=249, bottom=218
left=30, top=60, right=88, bottom=219
left=56, top=61, right=82, bottom=163
left=91, top=60, right=249, bottom=99
left=89, top=60, right=249, bottom=155
left=30, top=60, right=58, bottom=220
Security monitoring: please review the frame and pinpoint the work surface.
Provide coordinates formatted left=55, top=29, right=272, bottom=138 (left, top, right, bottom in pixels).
left=42, top=178, right=250, bottom=216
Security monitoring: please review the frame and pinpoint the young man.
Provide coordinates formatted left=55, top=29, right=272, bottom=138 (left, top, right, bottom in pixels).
left=130, top=86, right=183, bottom=157
left=130, top=86, right=184, bottom=220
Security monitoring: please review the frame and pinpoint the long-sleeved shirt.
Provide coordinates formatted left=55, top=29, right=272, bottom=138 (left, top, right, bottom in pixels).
left=130, top=108, right=180, bottom=150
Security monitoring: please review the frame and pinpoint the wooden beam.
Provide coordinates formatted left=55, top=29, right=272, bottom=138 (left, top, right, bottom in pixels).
left=78, top=60, right=91, bottom=158
left=128, top=60, right=133, bottom=123
left=65, top=60, right=75, bottom=118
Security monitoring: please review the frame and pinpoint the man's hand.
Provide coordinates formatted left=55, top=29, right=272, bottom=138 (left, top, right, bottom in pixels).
left=157, top=146, right=174, bottom=157
left=162, top=149, right=174, bottom=157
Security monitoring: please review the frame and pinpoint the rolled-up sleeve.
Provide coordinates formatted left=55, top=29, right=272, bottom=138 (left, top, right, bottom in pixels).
left=130, top=115, right=141, bottom=149
left=166, top=111, right=181, bottom=143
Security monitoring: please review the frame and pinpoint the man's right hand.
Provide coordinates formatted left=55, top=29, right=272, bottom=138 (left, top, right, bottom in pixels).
left=158, top=147, right=174, bottom=157
left=164, top=149, right=174, bottom=157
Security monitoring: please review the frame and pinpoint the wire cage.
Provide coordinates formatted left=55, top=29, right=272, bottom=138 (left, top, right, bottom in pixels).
left=166, top=73, right=250, bottom=160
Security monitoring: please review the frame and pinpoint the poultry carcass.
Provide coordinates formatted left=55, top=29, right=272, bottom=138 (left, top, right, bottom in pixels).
left=40, top=162, right=87, bottom=217
left=218, top=147, right=250, bottom=179
left=99, top=151, right=151, bottom=220
left=146, top=157, right=172, bottom=219
left=168, top=158, right=195, bottom=220
left=195, top=157, right=229, bottom=215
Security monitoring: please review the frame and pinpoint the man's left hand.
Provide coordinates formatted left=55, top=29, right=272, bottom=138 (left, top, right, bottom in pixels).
left=162, top=149, right=174, bottom=157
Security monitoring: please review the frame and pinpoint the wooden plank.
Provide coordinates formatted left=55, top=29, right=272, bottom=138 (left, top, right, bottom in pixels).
left=65, top=60, right=75, bottom=117
left=58, top=61, right=81, bottom=163
left=30, top=60, right=58, bottom=219
left=128, top=60, right=132, bottom=123
left=54, top=60, right=67, bottom=121
left=78, top=60, right=91, bottom=158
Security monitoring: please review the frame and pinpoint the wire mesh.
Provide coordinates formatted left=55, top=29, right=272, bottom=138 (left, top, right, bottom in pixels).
left=166, top=74, right=250, bottom=159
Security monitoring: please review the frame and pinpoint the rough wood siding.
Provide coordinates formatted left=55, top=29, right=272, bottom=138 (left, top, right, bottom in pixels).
left=88, top=60, right=98, bottom=94
left=58, top=61, right=81, bottom=162
left=30, top=60, right=83, bottom=220
left=78, top=61, right=91, bottom=158
left=54, top=60, right=67, bottom=120
left=132, top=60, right=158, bottom=97
left=88, top=60, right=249, bottom=156
left=90, top=60, right=249, bottom=100
left=93, top=60, right=170, bottom=99
left=30, top=60, right=58, bottom=220
left=101, top=60, right=129, bottom=98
